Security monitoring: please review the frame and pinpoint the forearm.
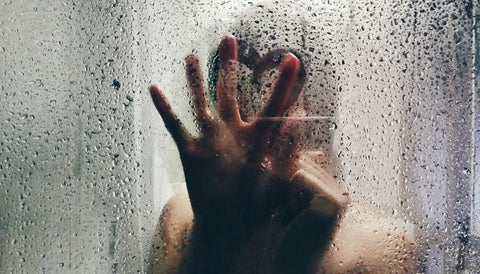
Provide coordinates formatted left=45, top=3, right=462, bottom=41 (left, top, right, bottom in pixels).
left=274, top=196, right=340, bottom=274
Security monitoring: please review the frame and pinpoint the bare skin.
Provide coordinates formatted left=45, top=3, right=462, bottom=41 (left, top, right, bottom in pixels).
left=149, top=35, right=417, bottom=274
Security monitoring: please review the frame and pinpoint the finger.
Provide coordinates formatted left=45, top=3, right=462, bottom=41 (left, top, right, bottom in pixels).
left=300, top=151, right=333, bottom=175
left=294, top=160, right=332, bottom=190
left=217, top=34, right=243, bottom=127
left=290, top=166, right=349, bottom=208
left=185, top=54, right=215, bottom=133
left=259, top=53, right=301, bottom=118
left=248, top=53, right=301, bottom=150
left=150, top=85, right=193, bottom=150
left=287, top=169, right=337, bottom=217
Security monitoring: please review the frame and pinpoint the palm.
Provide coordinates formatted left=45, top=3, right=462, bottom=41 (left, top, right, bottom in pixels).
left=150, top=34, right=349, bottom=274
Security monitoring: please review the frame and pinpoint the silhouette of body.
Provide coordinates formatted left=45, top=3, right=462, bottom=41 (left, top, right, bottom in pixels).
left=149, top=35, right=417, bottom=274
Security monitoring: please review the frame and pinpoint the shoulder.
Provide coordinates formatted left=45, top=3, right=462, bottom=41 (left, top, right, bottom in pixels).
left=318, top=207, right=418, bottom=273
left=151, top=192, right=194, bottom=274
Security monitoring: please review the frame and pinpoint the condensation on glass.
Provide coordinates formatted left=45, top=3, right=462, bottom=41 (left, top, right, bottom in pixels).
left=0, top=0, right=478, bottom=272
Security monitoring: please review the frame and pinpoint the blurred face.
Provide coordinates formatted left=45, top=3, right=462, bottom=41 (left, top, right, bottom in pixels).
left=207, top=2, right=338, bottom=154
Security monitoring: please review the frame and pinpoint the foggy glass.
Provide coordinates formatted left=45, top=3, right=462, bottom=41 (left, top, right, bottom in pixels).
left=0, top=0, right=478, bottom=272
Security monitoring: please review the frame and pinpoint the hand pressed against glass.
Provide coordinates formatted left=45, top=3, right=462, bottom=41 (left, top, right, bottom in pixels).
left=150, top=35, right=416, bottom=274
left=150, top=34, right=348, bottom=273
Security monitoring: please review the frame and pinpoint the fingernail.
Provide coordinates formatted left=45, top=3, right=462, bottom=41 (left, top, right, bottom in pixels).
left=149, top=84, right=159, bottom=94
left=224, top=33, right=235, bottom=39
left=281, top=53, right=300, bottom=74
left=220, top=34, right=238, bottom=62
left=284, top=53, right=299, bottom=64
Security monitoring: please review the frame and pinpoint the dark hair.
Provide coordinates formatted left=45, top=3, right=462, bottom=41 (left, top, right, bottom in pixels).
left=207, top=38, right=308, bottom=106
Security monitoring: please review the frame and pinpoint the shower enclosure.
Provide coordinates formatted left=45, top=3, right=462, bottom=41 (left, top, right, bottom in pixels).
left=0, top=0, right=479, bottom=272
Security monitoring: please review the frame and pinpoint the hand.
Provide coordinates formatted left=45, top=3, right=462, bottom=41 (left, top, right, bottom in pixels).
left=150, top=34, right=349, bottom=274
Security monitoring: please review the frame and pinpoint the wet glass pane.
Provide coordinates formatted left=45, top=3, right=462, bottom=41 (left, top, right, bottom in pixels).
left=0, top=0, right=478, bottom=272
